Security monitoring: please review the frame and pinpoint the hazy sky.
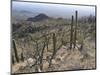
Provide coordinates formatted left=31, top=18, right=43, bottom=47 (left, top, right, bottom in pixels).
left=12, top=1, right=95, bottom=18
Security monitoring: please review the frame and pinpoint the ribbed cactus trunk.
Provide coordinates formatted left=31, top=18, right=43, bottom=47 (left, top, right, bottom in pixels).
left=52, top=33, right=56, bottom=55
left=35, top=41, right=39, bottom=57
left=40, top=41, right=45, bottom=71
left=34, top=41, right=40, bottom=72
left=35, top=41, right=39, bottom=64
left=49, top=33, right=56, bottom=67
left=45, top=36, right=49, bottom=51
left=61, top=31, right=65, bottom=45
left=46, top=39, right=49, bottom=51
left=12, top=54, right=15, bottom=64
left=74, top=11, right=78, bottom=48
left=13, top=40, right=19, bottom=63
left=70, top=15, right=74, bottom=49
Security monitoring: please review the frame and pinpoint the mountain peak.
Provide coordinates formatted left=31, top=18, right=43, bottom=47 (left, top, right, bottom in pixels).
left=27, top=13, right=50, bottom=22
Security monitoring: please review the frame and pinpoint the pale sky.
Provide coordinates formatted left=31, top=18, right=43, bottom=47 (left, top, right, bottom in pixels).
left=12, top=1, right=95, bottom=18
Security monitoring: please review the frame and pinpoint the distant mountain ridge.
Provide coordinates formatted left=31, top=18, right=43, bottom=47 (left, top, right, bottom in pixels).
left=12, top=10, right=39, bottom=23
left=27, top=13, right=50, bottom=22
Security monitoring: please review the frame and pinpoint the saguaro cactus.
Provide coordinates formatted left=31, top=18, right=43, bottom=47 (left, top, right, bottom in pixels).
left=40, top=41, right=45, bottom=71
left=12, top=54, right=15, bottom=64
left=45, top=36, right=49, bottom=51
left=13, top=39, right=19, bottom=62
left=70, top=15, right=74, bottom=49
left=52, top=33, right=56, bottom=55
left=35, top=41, right=39, bottom=62
left=74, top=11, right=78, bottom=48
left=49, top=33, right=56, bottom=67
left=35, top=41, right=39, bottom=57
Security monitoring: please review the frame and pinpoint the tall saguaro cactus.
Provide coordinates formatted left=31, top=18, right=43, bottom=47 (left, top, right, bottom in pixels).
left=35, top=41, right=39, bottom=63
left=70, top=15, right=74, bottom=49
left=40, top=41, right=45, bottom=71
left=74, top=11, right=78, bottom=48
left=13, top=39, right=19, bottom=63
left=49, top=33, right=56, bottom=67
left=12, top=54, right=15, bottom=64
left=52, top=33, right=56, bottom=55
left=45, top=36, right=49, bottom=51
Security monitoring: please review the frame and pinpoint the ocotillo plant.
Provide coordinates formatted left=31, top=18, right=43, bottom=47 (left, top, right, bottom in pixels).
left=49, top=33, right=56, bottom=67
left=13, top=39, right=19, bottom=63
left=70, top=15, right=74, bottom=49
left=40, top=41, right=46, bottom=71
left=74, top=11, right=78, bottom=48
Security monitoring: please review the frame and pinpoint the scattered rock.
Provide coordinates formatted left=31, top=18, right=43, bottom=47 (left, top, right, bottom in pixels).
left=27, top=58, right=36, bottom=67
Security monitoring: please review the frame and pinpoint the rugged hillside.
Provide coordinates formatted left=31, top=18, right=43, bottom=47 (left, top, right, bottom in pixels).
left=12, top=10, right=38, bottom=23
left=12, top=11, right=96, bottom=74
left=27, top=13, right=50, bottom=22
